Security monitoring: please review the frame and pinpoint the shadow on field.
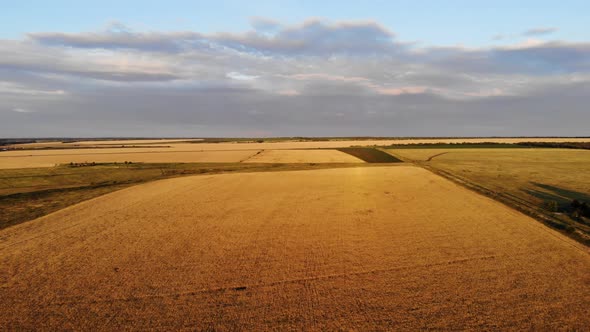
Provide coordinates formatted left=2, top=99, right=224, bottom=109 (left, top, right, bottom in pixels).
left=337, top=148, right=402, bottom=163
left=531, top=182, right=590, bottom=202
left=523, top=182, right=590, bottom=210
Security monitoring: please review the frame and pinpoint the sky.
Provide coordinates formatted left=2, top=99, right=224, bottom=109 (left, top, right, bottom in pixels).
left=1, top=0, right=589, bottom=137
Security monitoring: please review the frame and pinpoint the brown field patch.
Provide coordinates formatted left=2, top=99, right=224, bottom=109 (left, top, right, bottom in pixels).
left=1, top=166, right=588, bottom=330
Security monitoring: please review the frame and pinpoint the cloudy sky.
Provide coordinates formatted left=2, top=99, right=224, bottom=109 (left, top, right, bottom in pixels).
left=2, top=0, right=589, bottom=137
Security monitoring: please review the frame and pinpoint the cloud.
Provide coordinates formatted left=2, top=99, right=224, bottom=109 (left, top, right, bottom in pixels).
left=0, top=81, right=66, bottom=96
left=277, top=89, right=300, bottom=96
left=3, top=80, right=588, bottom=137
left=211, top=18, right=402, bottom=56
left=420, top=41, right=590, bottom=75
left=29, top=21, right=205, bottom=53
left=523, top=27, right=558, bottom=36
left=226, top=72, right=259, bottom=81
left=29, top=19, right=401, bottom=56
left=11, top=107, right=34, bottom=113
left=1, top=18, right=589, bottom=137
left=23, top=20, right=589, bottom=78
left=250, top=17, right=281, bottom=32
left=0, top=40, right=183, bottom=83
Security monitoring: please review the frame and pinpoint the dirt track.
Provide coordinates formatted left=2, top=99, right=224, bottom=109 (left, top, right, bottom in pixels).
left=0, top=166, right=589, bottom=330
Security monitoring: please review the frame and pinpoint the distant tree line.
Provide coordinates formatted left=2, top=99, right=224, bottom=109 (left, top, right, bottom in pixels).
left=0, top=139, right=36, bottom=146
left=69, top=162, right=97, bottom=167
left=68, top=161, right=134, bottom=167
left=517, top=142, right=590, bottom=150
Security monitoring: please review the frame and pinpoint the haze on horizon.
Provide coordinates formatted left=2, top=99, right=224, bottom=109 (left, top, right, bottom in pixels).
left=1, top=0, right=589, bottom=138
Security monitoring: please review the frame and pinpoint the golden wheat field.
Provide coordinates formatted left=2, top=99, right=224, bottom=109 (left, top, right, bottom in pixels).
left=1, top=166, right=588, bottom=330
left=390, top=148, right=590, bottom=203
left=0, top=150, right=262, bottom=169
left=0, top=148, right=367, bottom=169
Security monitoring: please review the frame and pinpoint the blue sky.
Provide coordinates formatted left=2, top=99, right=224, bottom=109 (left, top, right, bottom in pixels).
left=3, top=0, right=589, bottom=45
left=1, top=1, right=589, bottom=137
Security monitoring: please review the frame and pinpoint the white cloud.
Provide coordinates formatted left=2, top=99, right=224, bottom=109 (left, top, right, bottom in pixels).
left=0, top=19, right=588, bottom=136
left=0, top=81, right=66, bottom=96
left=12, top=108, right=34, bottom=113
left=226, top=72, right=259, bottom=81
left=523, top=27, right=558, bottom=36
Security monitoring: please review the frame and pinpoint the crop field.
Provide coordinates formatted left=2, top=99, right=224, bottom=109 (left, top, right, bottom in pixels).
left=389, top=148, right=590, bottom=208
left=1, top=166, right=589, bottom=330
left=5, top=137, right=589, bottom=169
left=389, top=147, right=590, bottom=242
left=243, top=149, right=364, bottom=163
left=0, top=162, right=370, bottom=230
left=0, top=150, right=262, bottom=169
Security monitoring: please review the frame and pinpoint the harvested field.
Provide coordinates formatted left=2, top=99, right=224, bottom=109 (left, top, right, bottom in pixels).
left=243, top=149, right=364, bottom=163
left=0, top=150, right=260, bottom=169
left=1, top=166, right=588, bottom=330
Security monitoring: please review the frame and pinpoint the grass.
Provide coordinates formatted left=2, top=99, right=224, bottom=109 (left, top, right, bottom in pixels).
left=0, top=162, right=372, bottom=230
left=389, top=147, right=590, bottom=245
left=337, top=147, right=403, bottom=163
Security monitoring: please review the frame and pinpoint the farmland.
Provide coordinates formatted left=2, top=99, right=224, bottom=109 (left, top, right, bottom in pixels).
left=242, top=149, right=364, bottom=163
left=389, top=147, right=590, bottom=244
left=0, top=150, right=264, bottom=169
left=1, top=166, right=589, bottom=330
left=0, top=162, right=371, bottom=230
left=3, top=137, right=589, bottom=169
left=1, top=138, right=589, bottom=330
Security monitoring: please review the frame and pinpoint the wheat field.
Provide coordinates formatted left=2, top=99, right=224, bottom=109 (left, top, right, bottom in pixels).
left=0, top=150, right=261, bottom=169
left=1, top=166, right=588, bottom=330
